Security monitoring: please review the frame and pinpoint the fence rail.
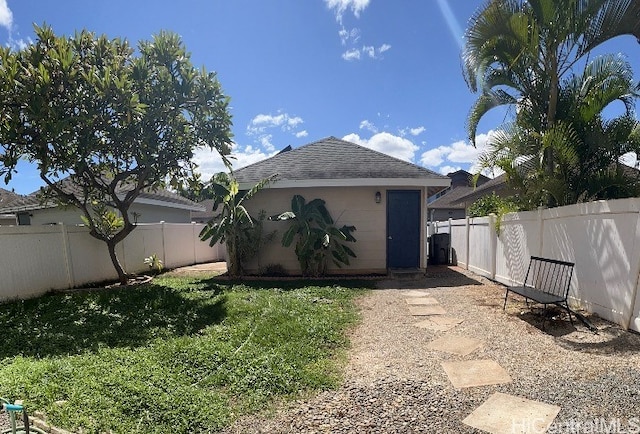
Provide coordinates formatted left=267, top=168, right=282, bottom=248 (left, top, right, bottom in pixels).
left=431, top=197, right=640, bottom=332
left=0, top=223, right=225, bottom=301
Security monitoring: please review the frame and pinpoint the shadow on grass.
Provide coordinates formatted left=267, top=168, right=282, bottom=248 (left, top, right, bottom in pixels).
left=0, top=283, right=227, bottom=359
left=203, top=277, right=378, bottom=291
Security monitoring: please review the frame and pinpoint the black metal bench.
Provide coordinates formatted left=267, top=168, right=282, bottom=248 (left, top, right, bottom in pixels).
left=503, top=256, right=575, bottom=329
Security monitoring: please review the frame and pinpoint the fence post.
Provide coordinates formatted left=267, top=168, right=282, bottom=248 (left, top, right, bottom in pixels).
left=60, top=223, right=75, bottom=289
left=464, top=216, right=470, bottom=270
left=448, top=218, right=453, bottom=264
left=537, top=207, right=545, bottom=257
left=489, top=214, right=497, bottom=280
left=626, top=211, right=640, bottom=330
left=160, top=221, right=167, bottom=266
left=192, top=222, right=198, bottom=265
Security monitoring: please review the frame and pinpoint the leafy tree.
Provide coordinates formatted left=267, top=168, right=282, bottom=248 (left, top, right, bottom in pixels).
left=0, top=25, right=233, bottom=284
left=463, top=0, right=639, bottom=207
left=468, top=192, right=521, bottom=233
left=468, top=193, right=520, bottom=218
left=271, top=195, right=356, bottom=277
left=475, top=55, right=640, bottom=207
left=199, top=173, right=275, bottom=278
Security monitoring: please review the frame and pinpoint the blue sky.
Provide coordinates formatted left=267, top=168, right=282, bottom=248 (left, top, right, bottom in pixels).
left=1, top=0, right=639, bottom=195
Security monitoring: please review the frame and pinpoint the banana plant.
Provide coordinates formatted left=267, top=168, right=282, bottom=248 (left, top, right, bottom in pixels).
left=199, top=173, right=275, bottom=277
left=271, top=195, right=356, bottom=277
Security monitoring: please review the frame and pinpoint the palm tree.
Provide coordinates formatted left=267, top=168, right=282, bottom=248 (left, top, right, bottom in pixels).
left=476, top=54, right=640, bottom=207
left=463, top=0, right=639, bottom=206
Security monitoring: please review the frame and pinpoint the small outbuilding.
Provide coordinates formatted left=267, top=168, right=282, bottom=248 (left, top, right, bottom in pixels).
left=234, top=136, right=450, bottom=275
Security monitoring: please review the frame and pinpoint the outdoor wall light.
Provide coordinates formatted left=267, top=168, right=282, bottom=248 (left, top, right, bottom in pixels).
left=375, top=191, right=382, bottom=203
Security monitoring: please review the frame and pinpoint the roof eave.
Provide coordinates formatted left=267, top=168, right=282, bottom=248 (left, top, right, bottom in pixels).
left=238, top=178, right=451, bottom=190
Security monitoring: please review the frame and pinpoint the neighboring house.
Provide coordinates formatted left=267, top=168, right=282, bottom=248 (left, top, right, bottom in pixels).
left=451, top=173, right=511, bottom=212
left=234, top=136, right=451, bottom=275
left=191, top=199, right=215, bottom=224
left=452, top=163, right=640, bottom=211
left=0, top=188, right=21, bottom=225
left=0, top=180, right=204, bottom=226
left=427, top=170, right=490, bottom=221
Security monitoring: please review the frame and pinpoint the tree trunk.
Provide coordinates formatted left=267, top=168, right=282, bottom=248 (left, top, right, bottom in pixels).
left=106, top=239, right=128, bottom=285
left=545, top=50, right=560, bottom=208
left=227, top=233, right=240, bottom=278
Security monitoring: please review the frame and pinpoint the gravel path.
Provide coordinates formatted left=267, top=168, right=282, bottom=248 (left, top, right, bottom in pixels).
left=224, top=266, right=640, bottom=433
left=3, top=266, right=639, bottom=433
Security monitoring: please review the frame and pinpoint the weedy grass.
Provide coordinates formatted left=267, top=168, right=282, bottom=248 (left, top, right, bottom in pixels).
left=0, top=275, right=369, bottom=433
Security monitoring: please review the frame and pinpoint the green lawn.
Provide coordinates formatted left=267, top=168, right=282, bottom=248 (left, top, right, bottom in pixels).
left=0, top=275, right=368, bottom=433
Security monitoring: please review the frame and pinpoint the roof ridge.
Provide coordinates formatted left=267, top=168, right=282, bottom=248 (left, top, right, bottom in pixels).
left=234, top=136, right=447, bottom=179
left=233, top=136, right=337, bottom=174
left=322, top=136, right=446, bottom=178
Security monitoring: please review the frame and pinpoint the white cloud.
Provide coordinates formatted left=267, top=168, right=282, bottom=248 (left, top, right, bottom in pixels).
left=0, top=0, right=13, bottom=30
left=325, top=0, right=371, bottom=23
left=247, top=111, right=305, bottom=135
left=359, top=119, right=378, bottom=133
left=446, top=140, right=484, bottom=163
left=438, top=165, right=462, bottom=175
left=410, top=126, right=425, bottom=136
left=342, top=48, right=361, bottom=61
left=343, top=132, right=419, bottom=162
left=259, top=134, right=275, bottom=152
left=247, top=111, right=305, bottom=151
left=287, top=116, right=303, bottom=129
left=420, top=147, right=449, bottom=167
left=342, top=43, right=391, bottom=61
left=339, top=27, right=360, bottom=45
left=362, top=45, right=375, bottom=58
left=421, top=130, right=497, bottom=174
left=192, top=143, right=276, bottom=178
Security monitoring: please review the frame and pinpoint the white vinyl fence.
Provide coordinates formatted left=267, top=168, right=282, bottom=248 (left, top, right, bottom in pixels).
left=431, top=197, right=640, bottom=332
left=0, top=223, right=225, bottom=301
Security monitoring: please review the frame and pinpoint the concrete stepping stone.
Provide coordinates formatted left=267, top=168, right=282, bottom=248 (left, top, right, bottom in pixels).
left=408, top=304, right=447, bottom=316
left=427, top=335, right=484, bottom=356
left=441, top=359, right=512, bottom=388
left=413, top=316, right=464, bottom=331
left=402, top=290, right=431, bottom=297
left=405, top=297, right=440, bottom=306
left=463, top=392, right=561, bottom=433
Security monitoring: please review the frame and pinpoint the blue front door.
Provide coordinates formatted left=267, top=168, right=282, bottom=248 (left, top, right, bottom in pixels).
left=386, top=190, right=421, bottom=268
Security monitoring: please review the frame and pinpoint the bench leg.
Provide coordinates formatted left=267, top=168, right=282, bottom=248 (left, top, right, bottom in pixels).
left=564, top=302, right=575, bottom=326
left=541, top=304, right=548, bottom=331
left=503, top=289, right=509, bottom=310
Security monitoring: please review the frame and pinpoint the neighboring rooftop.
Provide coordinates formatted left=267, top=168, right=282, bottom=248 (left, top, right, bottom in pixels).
left=451, top=173, right=509, bottom=206
left=0, top=178, right=203, bottom=213
left=191, top=199, right=215, bottom=223
left=446, top=170, right=490, bottom=189
left=233, top=136, right=450, bottom=196
left=428, top=170, right=491, bottom=209
left=0, top=188, right=21, bottom=208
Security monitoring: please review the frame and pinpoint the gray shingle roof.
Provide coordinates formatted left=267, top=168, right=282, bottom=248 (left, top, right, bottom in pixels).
left=451, top=174, right=509, bottom=205
left=428, top=186, right=475, bottom=209
left=0, top=188, right=20, bottom=208
left=0, top=178, right=203, bottom=213
left=233, top=136, right=449, bottom=193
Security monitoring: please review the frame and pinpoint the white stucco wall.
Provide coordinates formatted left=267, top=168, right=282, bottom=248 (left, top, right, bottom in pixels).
left=242, top=186, right=426, bottom=275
